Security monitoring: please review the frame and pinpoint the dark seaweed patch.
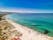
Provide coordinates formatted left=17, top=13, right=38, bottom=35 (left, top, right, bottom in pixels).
left=44, top=30, right=49, bottom=34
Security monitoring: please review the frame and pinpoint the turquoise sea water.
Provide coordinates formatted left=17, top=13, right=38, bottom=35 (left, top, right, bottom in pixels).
left=5, top=13, right=53, bottom=37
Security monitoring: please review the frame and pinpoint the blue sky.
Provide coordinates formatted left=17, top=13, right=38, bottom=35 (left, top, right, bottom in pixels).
left=0, top=0, right=53, bottom=13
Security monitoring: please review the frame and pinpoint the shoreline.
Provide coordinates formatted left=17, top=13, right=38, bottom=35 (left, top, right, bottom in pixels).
left=5, top=19, right=53, bottom=40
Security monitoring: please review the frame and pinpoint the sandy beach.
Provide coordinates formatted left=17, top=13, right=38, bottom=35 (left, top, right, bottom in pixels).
left=5, top=19, right=53, bottom=40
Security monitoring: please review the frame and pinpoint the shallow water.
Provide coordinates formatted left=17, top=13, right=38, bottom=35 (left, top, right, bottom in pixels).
left=5, top=13, right=53, bottom=37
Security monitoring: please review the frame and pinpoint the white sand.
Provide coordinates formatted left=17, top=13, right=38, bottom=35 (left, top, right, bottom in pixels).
left=6, top=19, right=53, bottom=40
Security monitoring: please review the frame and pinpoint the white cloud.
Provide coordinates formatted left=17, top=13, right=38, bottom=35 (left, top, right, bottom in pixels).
left=0, top=7, right=53, bottom=13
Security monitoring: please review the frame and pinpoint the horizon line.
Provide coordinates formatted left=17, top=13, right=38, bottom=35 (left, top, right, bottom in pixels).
left=0, top=8, right=53, bottom=13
